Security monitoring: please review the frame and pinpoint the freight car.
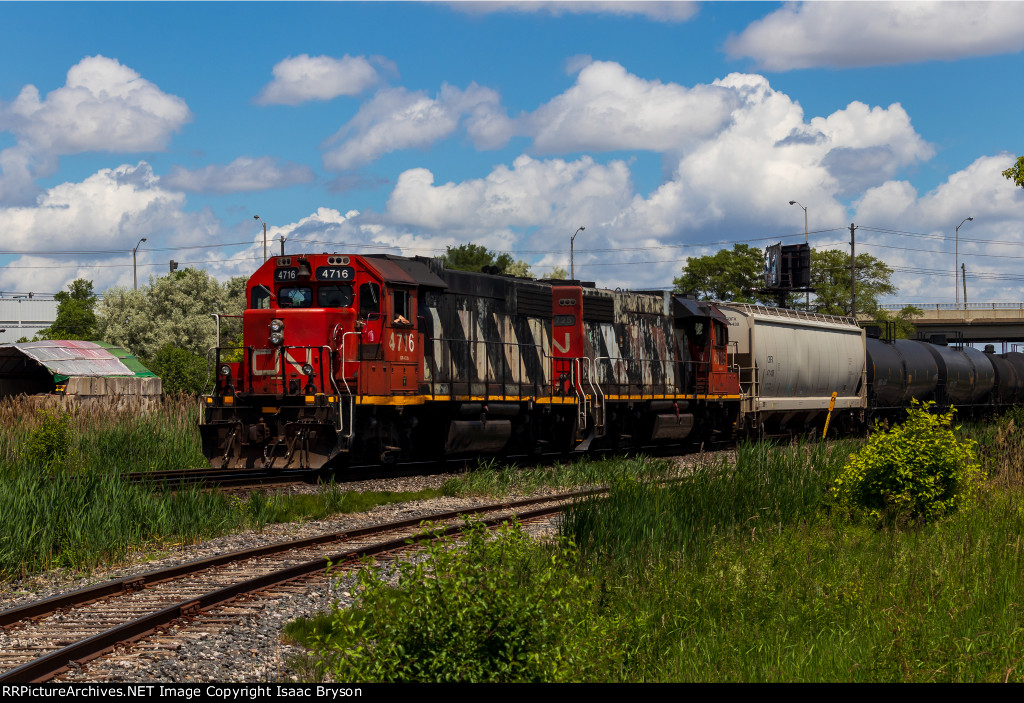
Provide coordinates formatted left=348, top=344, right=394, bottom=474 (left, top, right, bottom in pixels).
left=864, top=334, right=1023, bottom=420
left=199, top=251, right=1021, bottom=471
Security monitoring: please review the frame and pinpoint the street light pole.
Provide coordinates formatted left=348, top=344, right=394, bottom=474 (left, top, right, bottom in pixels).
left=254, top=215, right=267, bottom=262
left=789, top=200, right=809, bottom=308
left=955, top=216, right=973, bottom=308
left=132, top=237, right=147, bottom=290
left=570, top=226, right=585, bottom=281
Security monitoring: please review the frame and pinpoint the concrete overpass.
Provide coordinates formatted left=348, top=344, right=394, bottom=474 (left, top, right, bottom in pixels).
left=865, top=303, right=1024, bottom=345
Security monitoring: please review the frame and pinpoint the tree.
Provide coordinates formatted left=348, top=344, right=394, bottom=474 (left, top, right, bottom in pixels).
left=811, top=249, right=897, bottom=316
left=38, top=279, right=98, bottom=340
left=95, top=269, right=246, bottom=359
left=1002, top=155, right=1024, bottom=189
left=873, top=305, right=923, bottom=339
left=543, top=266, right=568, bottom=280
left=673, top=244, right=774, bottom=304
left=441, top=244, right=531, bottom=276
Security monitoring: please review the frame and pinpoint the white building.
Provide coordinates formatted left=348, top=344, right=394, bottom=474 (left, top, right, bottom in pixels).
left=0, top=297, right=58, bottom=344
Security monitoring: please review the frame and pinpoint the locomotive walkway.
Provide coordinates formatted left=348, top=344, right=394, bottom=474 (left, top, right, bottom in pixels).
left=865, top=302, right=1024, bottom=345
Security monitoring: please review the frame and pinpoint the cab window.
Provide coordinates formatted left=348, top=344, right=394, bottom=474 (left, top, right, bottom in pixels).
left=392, top=289, right=414, bottom=324
left=279, top=287, right=312, bottom=308
left=318, top=284, right=354, bottom=308
left=250, top=286, right=271, bottom=310
left=359, top=282, right=380, bottom=317
left=713, top=321, right=727, bottom=348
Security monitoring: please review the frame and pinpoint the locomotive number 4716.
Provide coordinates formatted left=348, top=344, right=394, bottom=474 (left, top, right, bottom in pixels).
left=389, top=331, right=415, bottom=352
left=316, top=266, right=355, bottom=281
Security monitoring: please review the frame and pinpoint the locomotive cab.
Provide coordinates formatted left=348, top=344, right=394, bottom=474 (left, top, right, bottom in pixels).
left=672, top=296, right=739, bottom=396
left=201, top=253, right=447, bottom=470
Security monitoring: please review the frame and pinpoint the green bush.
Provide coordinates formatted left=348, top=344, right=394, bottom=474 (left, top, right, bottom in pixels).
left=306, top=520, right=623, bottom=682
left=143, top=343, right=209, bottom=395
left=832, top=401, right=984, bottom=522
left=21, top=409, right=75, bottom=472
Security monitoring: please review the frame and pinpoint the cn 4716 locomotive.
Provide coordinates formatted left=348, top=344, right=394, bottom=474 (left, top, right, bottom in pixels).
left=199, top=252, right=1023, bottom=470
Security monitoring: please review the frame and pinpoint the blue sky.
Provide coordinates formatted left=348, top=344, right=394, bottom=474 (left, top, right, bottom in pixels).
left=1, top=1, right=1023, bottom=306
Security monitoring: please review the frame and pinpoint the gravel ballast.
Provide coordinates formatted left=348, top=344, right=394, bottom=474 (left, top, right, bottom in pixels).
left=0, top=472, right=563, bottom=683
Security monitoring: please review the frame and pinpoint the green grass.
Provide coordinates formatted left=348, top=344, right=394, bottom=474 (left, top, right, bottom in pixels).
left=0, top=395, right=205, bottom=475
left=440, top=454, right=680, bottom=497
left=288, top=411, right=1024, bottom=682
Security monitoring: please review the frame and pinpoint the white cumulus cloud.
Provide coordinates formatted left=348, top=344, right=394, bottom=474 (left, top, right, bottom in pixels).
left=0, top=55, right=191, bottom=204
left=0, top=162, right=227, bottom=293
left=2, top=55, right=191, bottom=154
left=527, top=61, right=740, bottom=154
left=162, top=157, right=316, bottom=194
left=322, top=84, right=510, bottom=171
left=727, top=1, right=1024, bottom=70
left=256, top=54, right=383, bottom=105
left=385, top=154, right=634, bottom=230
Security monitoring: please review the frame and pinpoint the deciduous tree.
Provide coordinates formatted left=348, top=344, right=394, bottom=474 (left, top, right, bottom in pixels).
left=441, top=243, right=531, bottom=277
left=1002, top=155, right=1024, bottom=189
left=95, top=269, right=246, bottom=359
left=38, top=279, right=98, bottom=340
left=811, top=249, right=896, bottom=316
left=673, top=244, right=774, bottom=304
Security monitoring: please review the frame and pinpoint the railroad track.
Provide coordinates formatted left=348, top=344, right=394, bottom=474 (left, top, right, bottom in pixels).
left=0, top=489, right=599, bottom=683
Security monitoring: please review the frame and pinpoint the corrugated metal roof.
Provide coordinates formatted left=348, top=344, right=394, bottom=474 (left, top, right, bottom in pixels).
left=0, top=341, right=137, bottom=378
left=93, top=341, right=158, bottom=377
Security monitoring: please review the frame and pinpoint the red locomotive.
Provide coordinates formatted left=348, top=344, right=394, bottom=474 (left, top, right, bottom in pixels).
left=200, top=252, right=742, bottom=469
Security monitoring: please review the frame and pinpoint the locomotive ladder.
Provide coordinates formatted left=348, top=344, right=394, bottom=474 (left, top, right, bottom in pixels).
left=573, top=357, right=606, bottom=445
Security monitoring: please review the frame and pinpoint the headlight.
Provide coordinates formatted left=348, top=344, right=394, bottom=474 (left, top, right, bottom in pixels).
left=270, top=332, right=284, bottom=346
left=270, top=319, right=284, bottom=333
left=219, top=365, right=231, bottom=376
left=302, top=363, right=314, bottom=375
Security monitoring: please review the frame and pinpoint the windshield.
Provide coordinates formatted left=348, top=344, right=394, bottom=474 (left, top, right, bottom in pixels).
left=278, top=287, right=312, bottom=308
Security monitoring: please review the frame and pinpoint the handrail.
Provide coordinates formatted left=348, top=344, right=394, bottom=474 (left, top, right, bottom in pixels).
left=339, top=331, right=362, bottom=439
left=876, top=302, right=1024, bottom=311
left=721, top=302, right=857, bottom=326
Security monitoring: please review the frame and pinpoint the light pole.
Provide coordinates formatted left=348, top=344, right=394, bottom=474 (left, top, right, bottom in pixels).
left=789, top=200, right=809, bottom=308
left=570, top=226, right=585, bottom=281
left=955, top=216, right=973, bottom=308
left=254, top=214, right=267, bottom=262
left=132, top=237, right=147, bottom=290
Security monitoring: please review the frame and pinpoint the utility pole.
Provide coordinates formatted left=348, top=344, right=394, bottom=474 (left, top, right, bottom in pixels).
left=962, top=263, right=967, bottom=308
left=849, top=222, right=857, bottom=317
left=281, top=236, right=286, bottom=256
